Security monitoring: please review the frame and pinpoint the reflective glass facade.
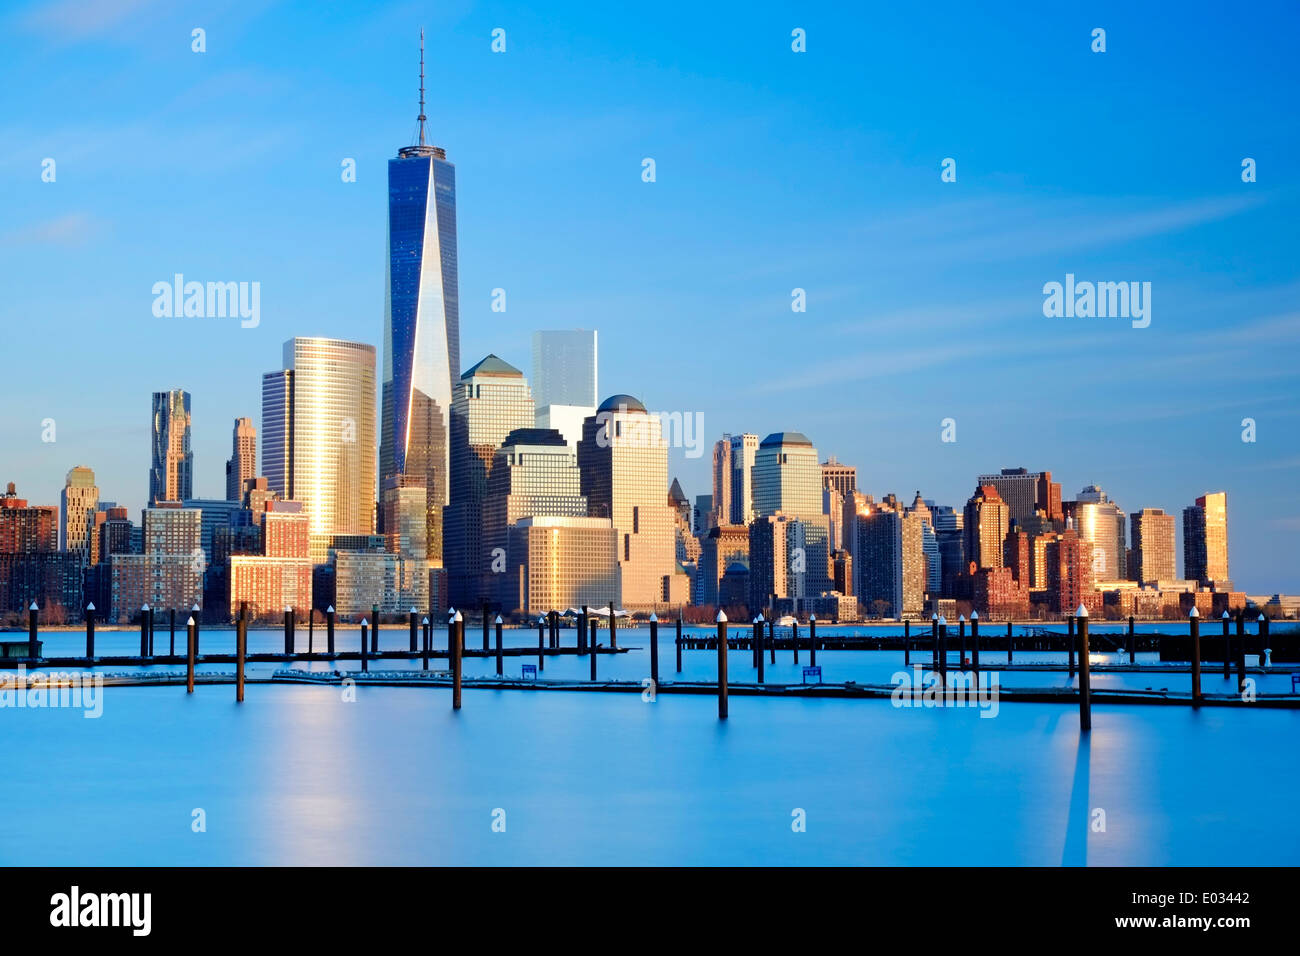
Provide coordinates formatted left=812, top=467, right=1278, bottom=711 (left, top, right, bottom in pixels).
left=381, top=146, right=459, bottom=568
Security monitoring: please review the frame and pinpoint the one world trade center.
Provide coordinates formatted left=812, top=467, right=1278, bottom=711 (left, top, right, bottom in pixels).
left=380, top=32, right=459, bottom=566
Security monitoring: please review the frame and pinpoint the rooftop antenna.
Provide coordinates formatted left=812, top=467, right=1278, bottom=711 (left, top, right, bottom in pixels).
left=417, top=29, right=428, bottom=146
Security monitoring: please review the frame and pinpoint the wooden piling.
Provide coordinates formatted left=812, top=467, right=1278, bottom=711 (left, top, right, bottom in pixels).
left=938, top=617, right=947, bottom=685
left=326, top=605, right=336, bottom=655
left=958, top=616, right=967, bottom=665
left=609, top=606, right=618, bottom=649
left=495, top=615, right=504, bottom=676
left=1222, top=612, right=1231, bottom=679
left=537, top=616, right=546, bottom=672
left=284, top=607, right=294, bottom=655
left=809, top=614, right=817, bottom=666
left=360, top=619, right=369, bottom=673
left=191, top=604, right=201, bottom=657
left=1260, top=614, right=1270, bottom=665
left=1076, top=605, right=1091, bottom=732
left=148, top=605, right=155, bottom=657
left=85, top=602, right=96, bottom=659
left=1189, top=608, right=1202, bottom=706
left=755, top=615, right=764, bottom=684
left=1235, top=613, right=1246, bottom=691
left=971, top=611, right=980, bottom=676
left=650, top=613, right=660, bottom=686
left=675, top=615, right=682, bottom=672
left=308, top=609, right=314, bottom=655
left=903, top=619, right=910, bottom=665
left=1127, top=615, right=1136, bottom=664
left=236, top=602, right=247, bottom=703
left=451, top=612, right=462, bottom=709
left=590, top=620, right=598, bottom=681
left=422, top=616, right=430, bottom=671
left=186, top=616, right=196, bottom=693
left=139, top=604, right=149, bottom=657
left=169, top=607, right=175, bottom=657
left=371, top=604, right=379, bottom=653
left=716, top=611, right=729, bottom=719
left=410, top=608, right=419, bottom=654
left=580, top=604, right=588, bottom=654
left=931, top=616, right=939, bottom=671
left=1007, top=620, right=1013, bottom=663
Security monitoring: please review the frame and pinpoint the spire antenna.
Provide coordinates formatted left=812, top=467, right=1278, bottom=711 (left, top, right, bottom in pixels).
left=417, top=29, right=428, bottom=146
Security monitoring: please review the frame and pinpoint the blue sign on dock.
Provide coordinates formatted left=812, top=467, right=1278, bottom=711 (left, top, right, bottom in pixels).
left=522, top=665, right=538, bottom=680
left=802, top=666, right=822, bottom=684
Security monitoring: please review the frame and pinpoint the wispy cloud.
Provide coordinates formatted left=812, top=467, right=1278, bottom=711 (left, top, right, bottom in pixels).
left=15, top=0, right=159, bottom=40
left=0, top=211, right=102, bottom=245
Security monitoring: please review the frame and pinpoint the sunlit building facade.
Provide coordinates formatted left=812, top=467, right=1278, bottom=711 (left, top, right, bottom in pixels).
left=225, top=417, right=257, bottom=501
left=505, top=515, right=619, bottom=616
left=728, top=433, right=759, bottom=525
left=1130, top=507, right=1177, bottom=584
left=1183, top=491, right=1229, bottom=586
left=149, top=389, right=192, bottom=505
left=1067, top=485, right=1127, bottom=583
left=60, top=466, right=98, bottom=561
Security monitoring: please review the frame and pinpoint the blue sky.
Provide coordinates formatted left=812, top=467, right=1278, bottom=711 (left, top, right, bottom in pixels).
left=2, top=0, right=1298, bottom=591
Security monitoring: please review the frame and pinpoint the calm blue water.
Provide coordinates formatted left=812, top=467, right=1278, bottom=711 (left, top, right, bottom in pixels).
left=2, top=679, right=1298, bottom=865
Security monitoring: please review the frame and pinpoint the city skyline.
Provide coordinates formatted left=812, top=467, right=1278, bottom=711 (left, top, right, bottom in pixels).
left=2, top=4, right=1298, bottom=592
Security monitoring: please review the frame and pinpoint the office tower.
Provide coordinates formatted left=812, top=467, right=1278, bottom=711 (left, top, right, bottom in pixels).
left=963, top=485, right=1010, bottom=571
left=1183, top=491, right=1229, bottom=585
left=505, top=516, right=618, bottom=616
left=747, top=514, right=790, bottom=612
left=906, top=493, right=941, bottom=598
left=380, top=39, right=459, bottom=569
left=977, top=467, right=1061, bottom=526
left=0, top=483, right=57, bottom=552
left=0, top=482, right=80, bottom=616
left=150, top=389, right=192, bottom=504
left=855, top=506, right=925, bottom=618
left=1044, top=528, right=1101, bottom=615
left=260, top=371, right=293, bottom=499
left=1130, top=507, right=1177, bottom=584
left=109, top=505, right=203, bottom=621
left=578, top=395, right=681, bottom=608
left=711, top=436, right=732, bottom=528
left=728, top=433, right=759, bottom=525
left=928, top=503, right=964, bottom=597
left=693, top=494, right=713, bottom=535
left=753, top=432, right=823, bottom=519
left=747, top=512, right=830, bottom=613
left=332, top=550, right=425, bottom=616
left=263, top=338, right=377, bottom=563
left=699, top=524, right=750, bottom=607
left=443, top=355, right=534, bottom=606
left=228, top=500, right=312, bottom=618
left=531, top=329, right=597, bottom=407
left=1066, top=485, right=1127, bottom=582
left=59, top=466, right=98, bottom=560
left=821, top=457, right=857, bottom=498
left=225, top=418, right=257, bottom=501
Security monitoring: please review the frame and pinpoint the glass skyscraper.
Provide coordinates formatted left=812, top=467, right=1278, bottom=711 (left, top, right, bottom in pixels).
left=531, top=329, right=597, bottom=408
left=380, top=60, right=459, bottom=568
left=150, top=389, right=192, bottom=505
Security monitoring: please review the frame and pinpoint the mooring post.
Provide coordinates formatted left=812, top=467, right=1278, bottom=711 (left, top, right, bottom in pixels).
left=85, top=602, right=96, bottom=660
left=904, top=618, right=910, bottom=665
left=536, top=616, right=545, bottom=672
left=1067, top=614, right=1076, bottom=679
left=452, top=611, right=463, bottom=709
left=1260, top=614, right=1270, bottom=667
left=756, top=613, right=765, bottom=684
left=579, top=605, right=588, bottom=654
left=768, top=618, right=775, bottom=664
left=169, top=607, right=176, bottom=657
left=422, top=617, right=430, bottom=671
left=676, top=615, right=683, bottom=672
left=809, top=614, right=817, bottom=666
left=371, top=604, right=380, bottom=654
left=186, top=615, right=196, bottom=693
left=971, top=610, right=980, bottom=677
left=590, top=619, right=598, bottom=681
left=958, top=615, right=967, bottom=667
left=1189, top=607, right=1202, bottom=706
left=410, top=607, right=419, bottom=654
left=646, top=613, right=658, bottom=687
left=751, top=617, right=759, bottom=668
left=931, top=614, right=939, bottom=671
left=139, top=603, right=149, bottom=657
left=236, top=601, right=247, bottom=703
left=791, top=619, right=799, bottom=664
left=1222, top=611, right=1231, bottom=678
left=1007, top=620, right=1014, bottom=664
left=495, top=615, right=504, bottom=676
left=1235, top=613, right=1246, bottom=692
left=326, top=605, right=336, bottom=655
left=284, top=606, right=293, bottom=655
left=609, top=605, right=618, bottom=649
left=716, top=611, right=729, bottom=719
left=191, top=603, right=201, bottom=657
left=308, top=609, right=314, bottom=655
left=1077, top=605, right=1091, bottom=732
left=938, top=617, right=948, bottom=685
left=148, top=605, right=155, bottom=657
left=360, top=618, right=369, bottom=673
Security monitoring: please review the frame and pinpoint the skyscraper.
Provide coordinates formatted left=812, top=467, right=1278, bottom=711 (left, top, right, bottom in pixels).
left=60, top=466, right=98, bottom=560
left=977, top=467, right=1062, bottom=526
left=443, top=354, right=534, bottom=606
left=754, top=432, right=823, bottom=519
left=225, top=417, right=256, bottom=501
left=963, top=485, right=1010, bottom=571
left=380, top=35, right=459, bottom=568
left=531, top=329, right=597, bottom=408
left=263, top=338, right=377, bottom=564
left=150, top=389, right=192, bottom=504
left=728, top=433, right=759, bottom=525
left=711, top=436, right=732, bottom=529
left=1183, top=491, right=1229, bottom=585
left=1067, top=484, right=1127, bottom=582
left=1130, top=507, right=1177, bottom=584
left=855, top=506, right=925, bottom=618
left=578, top=395, right=681, bottom=608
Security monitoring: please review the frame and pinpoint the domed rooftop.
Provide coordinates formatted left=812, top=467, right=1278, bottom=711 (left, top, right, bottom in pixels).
left=597, top=394, right=647, bottom=414
left=760, top=431, right=813, bottom=448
